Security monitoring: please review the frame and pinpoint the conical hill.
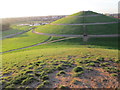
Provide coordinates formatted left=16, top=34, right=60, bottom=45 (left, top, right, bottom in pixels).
left=35, top=11, right=118, bottom=35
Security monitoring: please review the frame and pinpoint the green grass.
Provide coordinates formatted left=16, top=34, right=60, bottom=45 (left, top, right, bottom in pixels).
left=35, top=11, right=118, bottom=35
left=2, top=25, right=31, bottom=37
left=35, top=25, right=84, bottom=35
left=4, top=36, right=118, bottom=54
left=35, top=37, right=119, bottom=49
left=2, top=30, right=50, bottom=52
left=70, top=11, right=98, bottom=16
left=52, top=15, right=117, bottom=24
left=2, top=47, right=119, bottom=88
left=36, top=23, right=118, bottom=35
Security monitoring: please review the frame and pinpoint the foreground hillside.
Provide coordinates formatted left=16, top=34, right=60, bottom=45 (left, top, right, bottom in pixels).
left=2, top=48, right=120, bottom=88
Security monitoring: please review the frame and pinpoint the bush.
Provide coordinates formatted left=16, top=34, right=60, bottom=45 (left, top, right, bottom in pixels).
left=73, top=66, right=83, bottom=72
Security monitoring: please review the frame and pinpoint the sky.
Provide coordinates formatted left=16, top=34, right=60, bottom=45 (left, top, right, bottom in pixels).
left=0, top=0, right=119, bottom=18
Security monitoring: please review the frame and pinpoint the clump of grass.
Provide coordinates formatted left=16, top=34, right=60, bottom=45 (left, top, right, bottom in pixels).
left=27, top=74, right=34, bottom=77
left=25, top=70, right=33, bottom=74
left=86, top=62, right=96, bottom=66
left=72, top=71, right=84, bottom=77
left=73, top=80, right=82, bottom=85
left=27, top=65, right=34, bottom=69
left=99, top=62, right=110, bottom=66
left=2, top=72, right=11, bottom=76
left=34, top=71, right=46, bottom=77
left=46, top=68, right=54, bottom=74
left=114, top=60, right=120, bottom=63
left=12, top=75, right=28, bottom=84
left=2, top=76, right=12, bottom=81
left=43, top=80, right=50, bottom=85
left=5, top=84, right=15, bottom=88
left=85, top=67, right=93, bottom=71
left=34, top=73, right=41, bottom=77
left=59, top=85, right=69, bottom=89
left=56, top=70, right=66, bottom=76
left=73, top=66, right=83, bottom=72
left=97, top=57, right=105, bottom=61
left=56, top=64, right=65, bottom=70
left=103, top=67, right=119, bottom=73
left=111, top=73, right=118, bottom=77
left=21, top=77, right=37, bottom=85
left=79, top=60, right=91, bottom=64
left=41, top=75, right=49, bottom=81
left=18, top=86, right=26, bottom=89
left=37, top=83, right=45, bottom=88
left=25, top=86, right=31, bottom=89
left=1, top=80, right=7, bottom=86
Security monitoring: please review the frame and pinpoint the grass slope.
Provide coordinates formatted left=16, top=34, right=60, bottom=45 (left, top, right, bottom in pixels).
left=2, top=30, right=50, bottom=52
left=35, top=23, right=118, bottom=35
left=35, top=11, right=118, bottom=35
left=3, top=36, right=119, bottom=54
left=2, top=47, right=119, bottom=88
left=2, top=25, right=31, bottom=37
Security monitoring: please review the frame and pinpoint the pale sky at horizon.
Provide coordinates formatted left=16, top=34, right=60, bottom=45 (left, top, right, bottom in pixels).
left=1, top=0, right=119, bottom=18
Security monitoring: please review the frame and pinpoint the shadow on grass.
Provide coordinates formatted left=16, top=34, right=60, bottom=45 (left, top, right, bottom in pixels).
left=56, top=37, right=119, bottom=49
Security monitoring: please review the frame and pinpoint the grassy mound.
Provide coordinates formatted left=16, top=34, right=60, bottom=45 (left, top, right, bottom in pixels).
left=35, top=11, right=118, bottom=35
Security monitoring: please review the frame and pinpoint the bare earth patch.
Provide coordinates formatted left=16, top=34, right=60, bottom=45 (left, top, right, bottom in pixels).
left=48, top=67, right=119, bottom=88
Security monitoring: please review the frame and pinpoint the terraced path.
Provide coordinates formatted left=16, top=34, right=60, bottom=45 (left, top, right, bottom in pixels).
left=32, top=30, right=119, bottom=38
left=1, top=37, right=76, bottom=53
left=50, top=22, right=118, bottom=26
left=2, top=27, right=35, bottom=39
